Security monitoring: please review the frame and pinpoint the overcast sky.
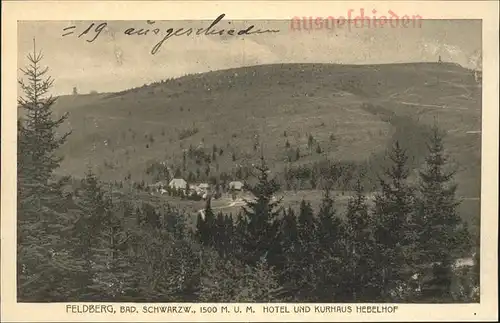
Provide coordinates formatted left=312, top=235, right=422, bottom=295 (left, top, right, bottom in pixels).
left=18, top=19, right=482, bottom=96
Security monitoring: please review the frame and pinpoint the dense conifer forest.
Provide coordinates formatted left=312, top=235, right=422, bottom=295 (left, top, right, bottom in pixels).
left=17, top=44, right=479, bottom=303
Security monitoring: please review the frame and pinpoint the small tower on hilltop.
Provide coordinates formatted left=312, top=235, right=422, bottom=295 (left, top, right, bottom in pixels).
left=438, top=55, right=442, bottom=63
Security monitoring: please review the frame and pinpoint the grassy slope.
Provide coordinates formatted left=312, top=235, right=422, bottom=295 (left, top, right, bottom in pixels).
left=51, top=62, right=481, bottom=232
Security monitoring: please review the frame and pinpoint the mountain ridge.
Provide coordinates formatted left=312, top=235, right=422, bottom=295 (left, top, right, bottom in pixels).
left=49, top=62, right=480, bottom=200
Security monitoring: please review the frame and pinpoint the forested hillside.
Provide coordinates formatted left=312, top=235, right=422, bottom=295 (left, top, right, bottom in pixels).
left=17, top=46, right=480, bottom=303
left=50, top=62, right=481, bottom=198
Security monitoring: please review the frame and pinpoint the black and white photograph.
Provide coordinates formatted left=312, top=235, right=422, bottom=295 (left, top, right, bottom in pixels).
left=2, top=2, right=498, bottom=321
left=14, top=16, right=483, bottom=304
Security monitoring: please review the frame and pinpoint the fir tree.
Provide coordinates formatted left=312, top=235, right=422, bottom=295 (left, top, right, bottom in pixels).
left=214, top=212, right=226, bottom=257
left=199, top=248, right=246, bottom=302
left=131, top=226, right=199, bottom=301
left=223, top=214, right=235, bottom=257
left=294, top=199, right=319, bottom=300
left=307, top=134, right=315, bottom=150
left=163, top=205, right=187, bottom=240
left=97, top=200, right=132, bottom=300
left=342, top=178, right=377, bottom=301
left=280, top=207, right=299, bottom=254
left=235, top=256, right=285, bottom=302
left=372, top=141, right=416, bottom=301
left=317, top=187, right=342, bottom=249
left=17, top=39, right=73, bottom=301
left=276, top=207, right=299, bottom=295
left=297, top=199, right=315, bottom=242
left=310, top=169, right=318, bottom=189
left=195, top=213, right=208, bottom=245
left=415, top=125, right=471, bottom=300
left=314, top=187, right=345, bottom=301
left=233, top=211, right=248, bottom=257
left=142, top=202, right=160, bottom=229
left=240, top=156, right=282, bottom=266
left=70, top=168, right=110, bottom=300
left=135, top=206, right=144, bottom=226
left=202, top=198, right=216, bottom=247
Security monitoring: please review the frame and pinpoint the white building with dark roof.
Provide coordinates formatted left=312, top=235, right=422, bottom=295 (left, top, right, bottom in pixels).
left=228, top=181, right=244, bottom=191
left=169, top=178, right=188, bottom=191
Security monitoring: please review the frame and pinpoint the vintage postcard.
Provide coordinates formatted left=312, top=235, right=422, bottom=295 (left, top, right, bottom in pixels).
left=1, top=1, right=499, bottom=322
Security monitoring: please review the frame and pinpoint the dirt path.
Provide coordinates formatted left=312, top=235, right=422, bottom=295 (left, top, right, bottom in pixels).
left=197, top=199, right=246, bottom=219
left=197, top=193, right=479, bottom=217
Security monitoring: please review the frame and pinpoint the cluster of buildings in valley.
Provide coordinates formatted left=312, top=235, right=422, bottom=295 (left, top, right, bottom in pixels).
left=149, top=178, right=245, bottom=199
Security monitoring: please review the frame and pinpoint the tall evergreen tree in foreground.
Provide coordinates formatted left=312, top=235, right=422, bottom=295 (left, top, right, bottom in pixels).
left=292, top=199, right=318, bottom=300
left=69, top=168, right=110, bottom=300
left=315, top=187, right=345, bottom=301
left=278, top=207, right=299, bottom=288
left=239, top=155, right=282, bottom=266
left=342, top=178, right=376, bottom=301
left=415, top=124, right=471, bottom=300
left=371, top=141, right=416, bottom=301
left=196, top=198, right=216, bottom=248
left=17, top=39, right=72, bottom=301
left=100, top=199, right=134, bottom=300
